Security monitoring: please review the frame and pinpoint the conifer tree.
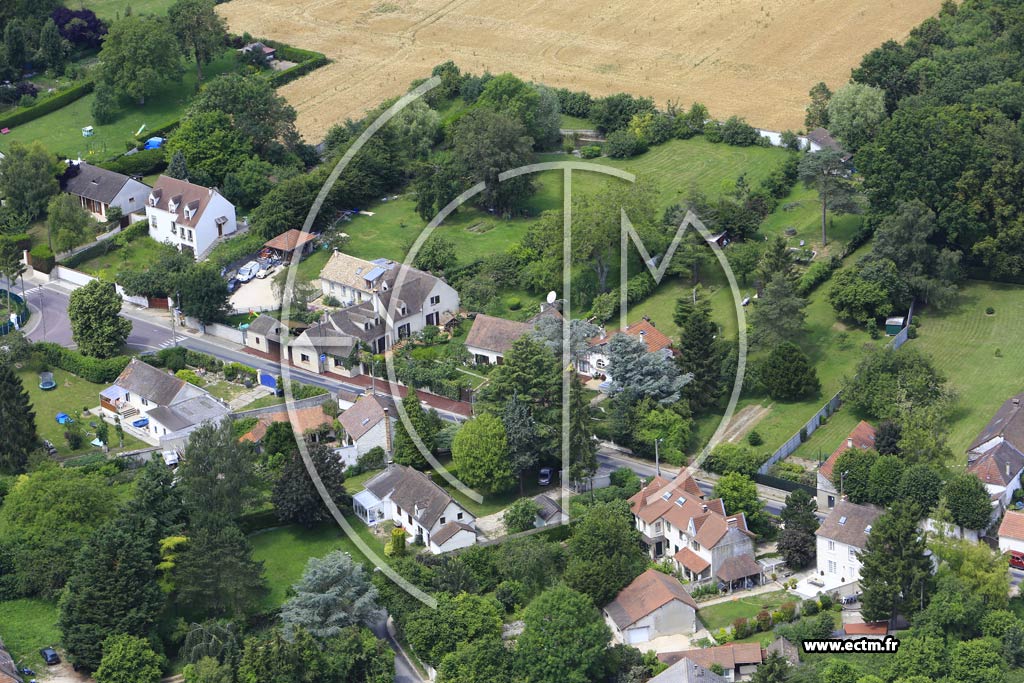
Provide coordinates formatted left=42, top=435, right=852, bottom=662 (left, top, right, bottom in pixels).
left=0, top=361, right=36, bottom=473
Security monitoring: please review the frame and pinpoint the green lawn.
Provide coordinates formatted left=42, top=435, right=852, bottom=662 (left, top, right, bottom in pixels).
left=913, top=280, right=1024, bottom=459
left=250, top=524, right=363, bottom=609
left=560, top=114, right=594, bottom=129
left=758, top=184, right=864, bottom=257
left=0, top=599, right=61, bottom=671
left=0, top=51, right=241, bottom=159
left=697, top=590, right=796, bottom=631
left=240, top=394, right=286, bottom=411
left=73, top=237, right=177, bottom=280
left=18, top=367, right=148, bottom=456
left=80, top=0, right=177, bottom=19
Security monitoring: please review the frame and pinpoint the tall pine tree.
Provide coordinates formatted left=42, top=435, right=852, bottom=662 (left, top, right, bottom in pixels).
left=58, top=518, right=165, bottom=670
left=167, top=150, right=189, bottom=180
left=677, top=300, right=723, bottom=413
left=272, top=444, right=347, bottom=528
left=568, top=375, right=597, bottom=483
left=391, top=390, right=437, bottom=470
left=859, top=502, right=934, bottom=625
left=0, top=361, right=37, bottom=473
left=503, top=394, right=538, bottom=494
left=174, top=521, right=267, bottom=620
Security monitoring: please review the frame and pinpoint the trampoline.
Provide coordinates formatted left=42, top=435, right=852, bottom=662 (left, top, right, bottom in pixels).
left=39, top=372, right=56, bottom=390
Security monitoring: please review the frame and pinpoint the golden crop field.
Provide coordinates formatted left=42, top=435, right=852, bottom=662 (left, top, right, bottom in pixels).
left=218, top=0, right=941, bottom=142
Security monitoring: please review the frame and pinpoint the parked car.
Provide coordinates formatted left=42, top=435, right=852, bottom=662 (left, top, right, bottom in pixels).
left=40, top=648, right=60, bottom=666
left=237, top=261, right=261, bottom=282
left=1010, top=550, right=1024, bottom=570
left=538, top=467, right=553, bottom=486
left=227, top=278, right=240, bottom=293
left=256, top=265, right=275, bottom=279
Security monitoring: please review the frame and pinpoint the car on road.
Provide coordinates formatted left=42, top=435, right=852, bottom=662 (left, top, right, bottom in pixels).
left=538, top=467, right=553, bottom=486
left=40, top=648, right=60, bottom=666
left=237, top=261, right=261, bottom=282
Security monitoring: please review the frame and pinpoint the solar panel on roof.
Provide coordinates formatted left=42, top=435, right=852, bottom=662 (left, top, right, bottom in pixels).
left=364, top=266, right=386, bottom=281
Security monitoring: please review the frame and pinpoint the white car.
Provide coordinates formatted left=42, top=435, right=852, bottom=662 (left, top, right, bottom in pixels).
left=237, top=261, right=261, bottom=282
left=256, top=265, right=275, bottom=279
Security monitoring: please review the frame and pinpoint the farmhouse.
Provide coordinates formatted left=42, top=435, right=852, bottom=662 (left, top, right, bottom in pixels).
left=352, top=464, right=477, bottom=553
left=61, top=160, right=150, bottom=224
left=603, top=568, right=701, bottom=646
left=239, top=41, right=276, bottom=63
left=99, top=359, right=230, bottom=448
left=465, top=314, right=532, bottom=365
left=145, top=176, right=237, bottom=260
left=336, top=393, right=396, bottom=465
left=628, top=475, right=761, bottom=590
left=812, top=499, right=883, bottom=596
left=580, top=319, right=673, bottom=380
left=998, top=510, right=1024, bottom=555
left=817, top=421, right=877, bottom=510
left=967, top=392, right=1024, bottom=508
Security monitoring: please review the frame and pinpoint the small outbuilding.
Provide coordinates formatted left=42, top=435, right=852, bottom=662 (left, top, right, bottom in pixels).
left=603, top=569, right=701, bottom=645
left=264, top=229, right=318, bottom=260
left=885, top=317, right=905, bottom=336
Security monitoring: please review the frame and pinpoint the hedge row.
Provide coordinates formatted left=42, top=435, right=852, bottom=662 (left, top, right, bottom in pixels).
left=35, top=342, right=131, bottom=384
left=29, top=244, right=55, bottom=273
left=98, top=148, right=167, bottom=177
left=261, top=42, right=329, bottom=89
left=0, top=80, right=95, bottom=130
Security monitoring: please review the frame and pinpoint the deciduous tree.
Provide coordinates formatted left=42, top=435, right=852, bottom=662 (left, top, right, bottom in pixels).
left=392, top=389, right=438, bottom=470
left=0, top=141, right=59, bottom=218
left=94, top=634, right=163, bottom=683
left=452, top=108, right=534, bottom=214
left=564, top=500, right=646, bottom=605
left=188, top=74, right=300, bottom=155
left=826, top=83, right=887, bottom=152
left=272, top=445, right=347, bottom=528
left=48, top=193, right=93, bottom=253
left=713, top=472, right=771, bottom=536
left=175, top=263, right=230, bottom=326
left=515, top=584, right=611, bottom=683
left=942, top=472, right=993, bottom=531
left=168, top=0, right=227, bottom=84
left=68, top=280, right=132, bottom=358
left=452, top=413, right=513, bottom=494
left=165, top=111, right=253, bottom=187
left=97, top=15, right=183, bottom=104
left=503, top=498, right=540, bottom=534
left=404, top=592, right=503, bottom=666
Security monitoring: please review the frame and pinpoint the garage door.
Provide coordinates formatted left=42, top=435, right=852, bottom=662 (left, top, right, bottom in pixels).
left=626, top=627, right=650, bottom=644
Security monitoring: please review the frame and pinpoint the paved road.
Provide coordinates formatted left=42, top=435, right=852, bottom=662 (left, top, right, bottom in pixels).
left=596, top=449, right=786, bottom=516
left=371, top=619, right=423, bottom=683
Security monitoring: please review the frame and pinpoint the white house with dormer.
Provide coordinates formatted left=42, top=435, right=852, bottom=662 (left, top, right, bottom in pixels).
left=808, top=499, right=883, bottom=597
left=145, top=175, right=237, bottom=260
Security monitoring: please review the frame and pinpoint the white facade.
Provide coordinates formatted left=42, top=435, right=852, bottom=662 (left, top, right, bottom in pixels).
left=343, top=418, right=394, bottom=458
left=465, top=344, right=503, bottom=366
left=382, top=279, right=459, bottom=341
left=429, top=526, right=477, bottom=554
left=146, top=190, right=236, bottom=260
left=1000, top=536, right=1024, bottom=555
left=605, top=600, right=699, bottom=646
left=816, top=535, right=864, bottom=585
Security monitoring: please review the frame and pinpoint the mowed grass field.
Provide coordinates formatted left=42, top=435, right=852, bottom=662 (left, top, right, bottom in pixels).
left=217, top=0, right=942, bottom=143
left=697, top=590, right=796, bottom=631
left=0, top=598, right=61, bottom=671
left=913, top=281, right=1024, bottom=459
left=0, top=51, right=240, bottom=159
left=81, top=0, right=176, bottom=19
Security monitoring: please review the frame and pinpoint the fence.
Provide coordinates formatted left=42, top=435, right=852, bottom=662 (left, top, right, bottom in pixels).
left=757, top=302, right=915, bottom=475
left=753, top=472, right=818, bottom=495
left=50, top=265, right=97, bottom=287
left=231, top=393, right=336, bottom=419
left=182, top=317, right=247, bottom=345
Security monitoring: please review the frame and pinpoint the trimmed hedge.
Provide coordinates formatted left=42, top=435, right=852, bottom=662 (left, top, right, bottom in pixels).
left=99, top=148, right=167, bottom=177
left=29, top=244, right=55, bottom=273
left=0, top=80, right=95, bottom=129
left=266, top=53, right=329, bottom=88
left=35, top=342, right=131, bottom=384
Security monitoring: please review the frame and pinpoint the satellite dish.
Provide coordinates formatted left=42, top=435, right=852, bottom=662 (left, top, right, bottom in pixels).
left=546, top=291, right=557, bottom=304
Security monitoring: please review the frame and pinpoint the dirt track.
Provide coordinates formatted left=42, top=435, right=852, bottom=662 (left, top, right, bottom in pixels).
left=218, top=0, right=942, bottom=143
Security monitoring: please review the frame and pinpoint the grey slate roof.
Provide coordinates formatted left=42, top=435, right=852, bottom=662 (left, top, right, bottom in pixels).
left=533, top=493, right=563, bottom=522
left=649, top=658, right=727, bottom=683
left=62, top=162, right=135, bottom=204
left=969, top=392, right=1024, bottom=453
left=364, top=464, right=460, bottom=530
left=339, top=394, right=395, bottom=441
left=114, top=358, right=190, bottom=406
left=432, top=521, right=475, bottom=545
left=815, top=499, right=883, bottom=550
left=248, top=314, right=284, bottom=342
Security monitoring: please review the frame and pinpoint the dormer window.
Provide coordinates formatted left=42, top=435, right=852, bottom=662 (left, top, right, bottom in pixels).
left=148, top=194, right=159, bottom=206
left=661, top=491, right=671, bottom=501
left=675, top=496, right=686, bottom=506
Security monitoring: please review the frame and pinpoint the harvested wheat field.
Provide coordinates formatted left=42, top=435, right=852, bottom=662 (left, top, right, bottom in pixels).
left=218, top=0, right=941, bottom=143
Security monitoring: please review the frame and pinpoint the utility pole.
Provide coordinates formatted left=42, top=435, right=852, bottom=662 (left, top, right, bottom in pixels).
left=655, top=437, right=663, bottom=477
left=38, top=285, right=46, bottom=341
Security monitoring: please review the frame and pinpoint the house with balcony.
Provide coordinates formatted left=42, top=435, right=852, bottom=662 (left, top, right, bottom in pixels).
left=145, top=176, right=237, bottom=260
left=99, top=358, right=230, bottom=448
left=579, top=319, right=674, bottom=379
left=628, top=475, right=761, bottom=590
left=816, top=421, right=877, bottom=511
left=352, top=464, right=476, bottom=554
left=61, top=160, right=150, bottom=224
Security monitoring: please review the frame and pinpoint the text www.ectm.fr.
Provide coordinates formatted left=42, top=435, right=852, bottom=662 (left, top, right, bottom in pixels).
left=802, top=637, right=900, bottom=654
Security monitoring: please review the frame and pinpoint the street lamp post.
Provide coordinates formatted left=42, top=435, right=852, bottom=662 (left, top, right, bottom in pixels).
left=655, top=437, right=663, bottom=477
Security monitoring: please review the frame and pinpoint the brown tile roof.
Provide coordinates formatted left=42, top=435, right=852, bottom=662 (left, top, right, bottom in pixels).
left=970, top=393, right=1024, bottom=452
left=365, top=464, right=462, bottom=529
left=660, top=643, right=764, bottom=669
left=338, top=394, right=395, bottom=441
left=843, top=622, right=888, bottom=636
left=318, top=251, right=385, bottom=291
left=628, top=475, right=706, bottom=524
left=264, top=229, right=317, bottom=253
left=432, top=521, right=475, bottom=545
left=695, top=513, right=755, bottom=548
left=674, top=547, right=710, bottom=574
left=968, top=440, right=1024, bottom=487
left=240, top=406, right=334, bottom=443
left=820, top=420, right=877, bottom=483
left=590, top=319, right=673, bottom=354
left=999, top=510, right=1024, bottom=542
left=149, top=175, right=223, bottom=228
left=714, top=553, right=762, bottom=582
left=465, top=314, right=533, bottom=355
left=604, top=569, right=697, bottom=628
left=815, top=499, right=883, bottom=549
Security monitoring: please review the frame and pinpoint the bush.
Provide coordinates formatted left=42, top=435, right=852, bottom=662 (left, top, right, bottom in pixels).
left=34, top=342, right=130, bottom=383
left=796, top=256, right=841, bottom=296
left=605, top=129, right=648, bottom=158
left=801, top=598, right=819, bottom=616
left=384, top=526, right=407, bottom=557
left=756, top=610, right=773, bottom=632
left=986, top=306, right=995, bottom=315
left=224, top=362, right=257, bottom=383
left=99, top=148, right=168, bottom=177
left=780, top=601, right=797, bottom=622
left=580, top=145, right=601, bottom=159
left=185, top=350, right=223, bottom=372
left=153, top=346, right=186, bottom=371
left=732, top=617, right=750, bottom=639
left=287, top=380, right=328, bottom=400
left=746, top=430, right=763, bottom=447
left=175, top=369, right=204, bottom=386
left=720, top=116, right=760, bottom=146
left=818, top=593, right=833, bottom=610
left=29, top=244, right=55, bottom=273
left=495, top=580, right=526, bottom=613
left=0, top=80, right=95, bottom=129
left=506, top=296, right=522, bottom=311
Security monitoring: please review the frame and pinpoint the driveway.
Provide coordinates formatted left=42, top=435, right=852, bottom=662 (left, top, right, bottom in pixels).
left=230, top=272, right=280, bottom=313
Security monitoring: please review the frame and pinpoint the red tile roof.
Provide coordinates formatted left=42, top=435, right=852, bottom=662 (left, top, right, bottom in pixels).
left=240, top=406, right=334, bottom=443
left=674, top=548, right=710, bottom=574
left=264, top=229, right=317, bottom=253
left=589, top=319, right=673, bottom=354
left=843, top=622, right=888, bottom=636
left=999, top=510, right=1024, bottom=542
left=660, top=643, right=764, bottom=669
left=820, top=420, right=877, bottom=483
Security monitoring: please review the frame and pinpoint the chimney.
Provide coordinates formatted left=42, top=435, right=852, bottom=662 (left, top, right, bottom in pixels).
left=847, top=437, right=854, bottom=448
left=383, top=406, right=393, bottom=454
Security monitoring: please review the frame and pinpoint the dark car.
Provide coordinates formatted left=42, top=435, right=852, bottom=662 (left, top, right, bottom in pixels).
left=40, top=648, right=60, bottom=666
left=538, top=467, right=553, bottom=487
left=227, top=278, right=240, bottom=294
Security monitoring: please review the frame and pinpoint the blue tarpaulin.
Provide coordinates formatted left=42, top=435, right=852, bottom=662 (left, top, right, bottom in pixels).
left=132, top=417, right=150, bottom=428
left=56, top=412, right=73, bottom=424
left=143, top=137, right=164, bottom=150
